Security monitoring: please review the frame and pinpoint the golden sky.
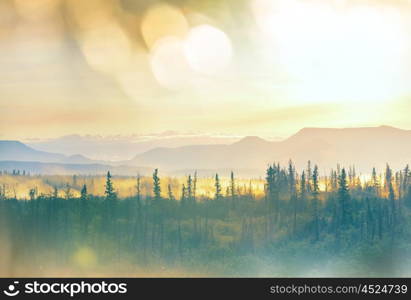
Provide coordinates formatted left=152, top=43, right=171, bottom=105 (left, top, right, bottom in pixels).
left=1, top=0, right=411, bottom=139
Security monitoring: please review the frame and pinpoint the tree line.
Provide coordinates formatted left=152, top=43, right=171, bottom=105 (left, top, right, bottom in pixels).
left=1, top=161, right=411, bottom=276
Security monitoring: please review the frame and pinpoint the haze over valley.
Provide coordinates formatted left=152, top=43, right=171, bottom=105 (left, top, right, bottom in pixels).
left=1, top=125, right=410, bottom=176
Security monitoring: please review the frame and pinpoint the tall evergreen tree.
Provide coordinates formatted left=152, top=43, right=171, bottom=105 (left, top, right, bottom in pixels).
left=312, top=165, right=320, bottom=241
left=230, top=171, right=236, bottom=208
left=385, top=164, right=393, bottom=194
left=288, top=160, right=297, bottom=234
left=104, top=171, right=117, bottom=236
left=52, top=186, right=58, bottom=199
left=136, top=174, right=141, bottom=204
left=307, top=160, right=312, bottom=192
left=104, top=171, right=116, bottom=201
left=80, top=184, right=88, bottom=234
left=187, top=175, right=193, bottom=203
left=193, top=171, right=198, bottom=203
left=80, top=184, right=88, bottom=200
left=167, top=184, right=174, bottom=201
left=338, top=168, right=350, bottom=227
left=152, top=169, right=161, bottom=201
left=371, top=167, right=380, bottom=196
left=214, top=174, right=222, bottom=201
left=299, top=170, right=307, bottom=208
left=64, top=183, right=72, bottom=200
left=181, top=184, right=187, bottom=205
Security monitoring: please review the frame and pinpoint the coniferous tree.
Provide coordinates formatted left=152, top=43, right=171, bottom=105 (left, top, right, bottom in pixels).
left=152, top=169, right=161, bottom=201
left=338, top=168, right=350, bottom=228
left=80, top=184, right=88, bottom=200
left=299, top=171, right=307, bottom=209
left=388, top=180, right=396, bottom=227
left=52, top=186, right=58, bottom=199
left=136, top=175, right=141, bottom=200
left=307, top=160, right=312, bottom=192
left=80, top=184, right=88, bottom=235
left=187, top=175, right=193, bottom=203
left=312, top=165, right=320, bottom=241
left=104, top=171, right=117, bottom=237
left=193, top=171, right=197, bottom=203
left=403, top=165, right=411, bottom=205
left=288, top=160, right=297, bottom=234
left=384, top=164, right=397, bottom=228
left=134, top=174, right=143, bottom=247
left=371, top=167, right=380, bottom=196
left=385, top=164, right=392, bottom=194
left=230, top=171, right=236, bottom=208
left=167, top=184, right=174, bottom=201
left=214, top=174, right=222, bottom=201
left=181, top=184, right=187, bottom=205
left=64, top=183, right=72, bottom=200
left=104, top=171, right=116, bottom=201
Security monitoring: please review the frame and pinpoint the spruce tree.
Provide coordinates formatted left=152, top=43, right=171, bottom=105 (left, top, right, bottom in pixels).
left=152, top=169, right=161, bottom=201
left=307, top=160, right=312, bottom=192
left=80, top=184, right=88, bottom=201
left=230, top=171, right=236, bottom=208
left=312, top=165, right=320, bottom=241
left=181, top=184, right=187, bottom=205
left=299, top=170, right=307, bottom=208
left=80, top=184, right=88, bottom=234
left=193, top=171, right=197, bottom=203
left=104, top=171, right=116, bottom=201
left=288, top=160, right=297, bottom=234
left=187, top=175, right=193, bottom=203
left=215, top=174, right=222, bottom=201
left=338, top=168, right=350, bottom=227
left=104, top=171, right=117, bottom=235
left=371, top=167, right=380, bottom=196
left=167, top=184, right=174, bottom=201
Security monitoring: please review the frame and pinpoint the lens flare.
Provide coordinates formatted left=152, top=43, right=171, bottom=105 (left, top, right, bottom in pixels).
left=141, top=3, right=189, bottom=50
left=183, top=25, right=233, bottom=75
left=150, top=37, right=193, bottom=90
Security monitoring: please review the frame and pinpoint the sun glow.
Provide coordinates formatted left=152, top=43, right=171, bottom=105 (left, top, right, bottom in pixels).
left=252, top=0, right=410, bottom=104
left=184, top=24, right=233, bottom=75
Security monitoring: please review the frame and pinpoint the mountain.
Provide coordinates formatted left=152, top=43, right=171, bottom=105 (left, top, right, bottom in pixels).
left=4, top=126, right=411, bottom=176
left=26, top=134, right=241, bottom=161
left=0, top=141, right=66, bottom=162
left=129, top=126, right=411, bottom=173
left=0, top=140, right=101, bottom=165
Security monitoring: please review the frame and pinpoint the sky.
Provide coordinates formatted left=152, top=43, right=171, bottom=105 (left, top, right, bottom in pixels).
left=1, top=0, right=411, bottom=140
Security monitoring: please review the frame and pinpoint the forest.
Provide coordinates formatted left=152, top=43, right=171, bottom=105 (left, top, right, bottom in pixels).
left=1, top=161, right=411, bottom=277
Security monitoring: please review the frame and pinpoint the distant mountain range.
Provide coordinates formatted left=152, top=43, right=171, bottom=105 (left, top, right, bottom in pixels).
left=0, top=141, right=102, bottom=164
left=26, top=134, right=241, bottom=161
left=0, top=141, right=150, bottom=176
left=1, top=126, right=411, bottom=176
left=128, top=125, right=411, bottom=174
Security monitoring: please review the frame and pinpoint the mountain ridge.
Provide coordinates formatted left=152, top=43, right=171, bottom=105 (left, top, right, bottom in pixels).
left=129, top=125, right=411, bottom=172
left=0, top=140, right=101, bottom=165
left=2, top=125, right=411, bottom=175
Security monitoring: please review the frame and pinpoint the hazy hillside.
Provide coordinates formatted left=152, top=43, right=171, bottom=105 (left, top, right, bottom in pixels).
left=0, top=141, right=66, bottom=162
left=127, top=137, right=275, bottom=172
left=0, top=141, right=101, bottom=165
left=3, top=126, right=411, bottom=175
left=129, top=126, right=411, bottom=173
left=27, top=134, right=241, bottom=161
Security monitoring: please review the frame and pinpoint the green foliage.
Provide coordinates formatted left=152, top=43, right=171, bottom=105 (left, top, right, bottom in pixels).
left=2, top=162, right=411, bottom=276
left=152, top=169, right=161, bottom=201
